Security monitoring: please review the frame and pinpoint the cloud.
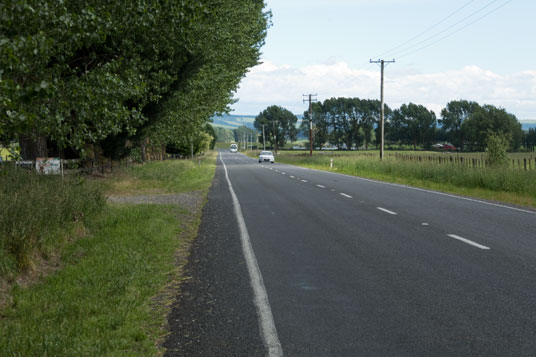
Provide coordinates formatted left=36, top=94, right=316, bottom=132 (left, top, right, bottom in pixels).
left=232, top=60, right=536, bottom=120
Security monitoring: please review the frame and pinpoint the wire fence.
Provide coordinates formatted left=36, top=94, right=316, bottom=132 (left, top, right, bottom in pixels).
left=392, top=153, right=536, bottom=171
left=0, top=154, right=188, bottom=177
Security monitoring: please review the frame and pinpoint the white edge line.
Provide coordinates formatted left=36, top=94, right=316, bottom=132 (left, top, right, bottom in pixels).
left=340, top=193, right=352, bottom=198
left=220, top=153, right=283, bottom=356
left=377, top=207, right=397, bottom=215
left=447, top=234, right=490, bottom=250
left=299, top=166, right=536, bottom=215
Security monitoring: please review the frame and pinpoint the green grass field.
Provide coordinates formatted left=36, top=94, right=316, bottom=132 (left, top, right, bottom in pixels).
left=0, top=153, right=217, bottom=355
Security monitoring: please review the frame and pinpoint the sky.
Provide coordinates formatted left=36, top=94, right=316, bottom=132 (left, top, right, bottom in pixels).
left=230, top=0, right=536, bottom=121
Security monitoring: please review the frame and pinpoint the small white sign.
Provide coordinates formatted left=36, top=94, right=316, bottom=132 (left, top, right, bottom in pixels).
left=36, top=158, right=61, bottom=175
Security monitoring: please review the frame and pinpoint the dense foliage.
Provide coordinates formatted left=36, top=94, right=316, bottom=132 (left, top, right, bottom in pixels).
left=0, top=0, right=270, bottom=160
left=254, top=105, right=298, bottom=150
left=299, top=98, right=526, bottom=151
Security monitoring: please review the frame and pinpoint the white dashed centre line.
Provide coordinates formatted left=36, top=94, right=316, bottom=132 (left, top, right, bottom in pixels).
left=316, top=184, right=326, bottom=188
left=301, top=180, right=308, bottom=183
left=377, top=207, right=397, bottom=215
left=290, top=176, right=295, bottom=178
left=281, top=172, right=286, bottom=175
left=339, top=193, right=352, bottom=198
left=447, top=234, right=490, bottom=250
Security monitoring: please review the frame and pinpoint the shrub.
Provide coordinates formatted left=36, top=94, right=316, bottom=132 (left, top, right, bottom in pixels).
left=486, top=132, right=510, bottom=167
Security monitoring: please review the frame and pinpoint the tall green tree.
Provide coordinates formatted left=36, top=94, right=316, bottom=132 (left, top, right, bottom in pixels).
left=300, top=102, right=329, bottom=149
left=0, top=0, right=270, bottom=159
left=359, top=99, right=381, bottom=149
left=233, top=125, right=257, bottom=145
left=254, top=106, right=298, bottom=151
left=524, top=128, right=536, bottom=151
left=439, top=100, right=480, bottom=150
left=390, top=103, right=436, bottom=150
left=462, top=105, right=523, bottom=151
left=213, top=127, right=235, bottom=143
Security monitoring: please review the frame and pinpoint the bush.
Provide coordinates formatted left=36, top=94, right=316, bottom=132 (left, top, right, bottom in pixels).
left=486, top=132, right=510, bottom=167
left=0, top=166, right=105, bottom=275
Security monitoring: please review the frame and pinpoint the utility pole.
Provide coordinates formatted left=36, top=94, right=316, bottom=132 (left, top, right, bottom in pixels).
left=303, top=94, right=317, bottom=156
left=262, top=124, right=266, bottom=150
left=273, top=120, right=277, bottom=154
left=370, top=59, right=395, bottom=160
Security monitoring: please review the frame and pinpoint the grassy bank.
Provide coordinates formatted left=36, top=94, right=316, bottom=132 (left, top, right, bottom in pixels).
left=0, top=152, right=217, bottom=355
left=258, top=151, right=536, bottom=208
left=0, top=166, right=105, bottom=277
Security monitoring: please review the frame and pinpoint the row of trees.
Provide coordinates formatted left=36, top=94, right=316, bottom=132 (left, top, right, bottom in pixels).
left=294, top=98, right=525, bottom=151
left=213, top=125, right=258, bottom=145
left=214, top=100, right=530, bottom=154
left=1, top=0, right=270, bottom=160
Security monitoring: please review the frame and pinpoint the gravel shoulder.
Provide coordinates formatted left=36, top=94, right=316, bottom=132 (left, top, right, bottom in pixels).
left=162, top=162, right=264, bottom=356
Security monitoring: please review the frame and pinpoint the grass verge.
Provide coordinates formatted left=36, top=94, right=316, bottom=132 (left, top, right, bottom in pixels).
left=104, top=156, right=215, bottom=196
left=0, top=152, right=217, bottom=355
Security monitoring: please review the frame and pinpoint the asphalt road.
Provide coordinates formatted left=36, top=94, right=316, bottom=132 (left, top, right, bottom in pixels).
left=167, top=150, right=536, bottom=356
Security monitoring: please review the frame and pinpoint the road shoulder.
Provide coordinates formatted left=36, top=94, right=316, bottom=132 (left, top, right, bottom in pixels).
left=163, top=161, right=264, bottom=356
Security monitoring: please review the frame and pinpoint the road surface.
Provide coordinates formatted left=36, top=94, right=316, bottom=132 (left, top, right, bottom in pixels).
left=165, top=151, right=536, bottom=356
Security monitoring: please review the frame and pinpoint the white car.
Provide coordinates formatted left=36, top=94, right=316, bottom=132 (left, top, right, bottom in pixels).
left=258, top=151, right=275, bottom=163
left=230, top=144, right=238, bottom=153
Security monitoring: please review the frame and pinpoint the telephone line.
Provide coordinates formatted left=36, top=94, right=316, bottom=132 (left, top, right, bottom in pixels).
left=395, top=0, right=513, bottom=59
left=374, top=0, right=476, bottom=59
left=380, top=0, right=506, bottom=59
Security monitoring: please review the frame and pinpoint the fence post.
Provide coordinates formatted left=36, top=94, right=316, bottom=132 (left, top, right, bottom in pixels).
left=524, top=158, right=527, bottom=171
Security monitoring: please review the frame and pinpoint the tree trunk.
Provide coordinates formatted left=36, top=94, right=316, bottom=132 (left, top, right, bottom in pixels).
left=141, top=139, right=147, bottom=162
left=20, top=134, right=48, bottom=160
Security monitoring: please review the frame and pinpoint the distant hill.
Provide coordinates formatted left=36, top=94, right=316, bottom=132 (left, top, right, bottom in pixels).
left=521, top=120, right=536, bottom=131
left=211, top=114, right=304, bottom=130
left=211, top=114, right=256, bottom=129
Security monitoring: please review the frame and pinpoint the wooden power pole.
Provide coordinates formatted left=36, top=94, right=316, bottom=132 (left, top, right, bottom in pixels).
left=370, top=59, right=395, bottom=160
left=303, top=94, right=317, bottom=156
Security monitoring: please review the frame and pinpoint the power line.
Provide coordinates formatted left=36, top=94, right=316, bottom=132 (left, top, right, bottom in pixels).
left=395, top=0, right=513, bottom=59
left=378, top=0, right=511, bottom=60
left=374, top=0, right=477, bottom=59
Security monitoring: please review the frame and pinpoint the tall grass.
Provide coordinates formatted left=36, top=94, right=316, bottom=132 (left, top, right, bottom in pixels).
left=1, top=154, right=217, bottom=355
left=0, top=166, right=105, bottom=276
left=0, top=204, right=183, bottom=355
left=105, top=155, right=216, bottom=195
